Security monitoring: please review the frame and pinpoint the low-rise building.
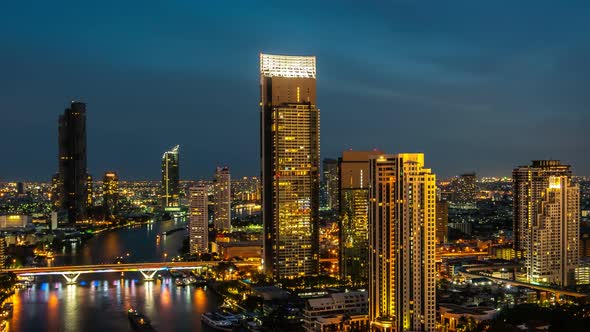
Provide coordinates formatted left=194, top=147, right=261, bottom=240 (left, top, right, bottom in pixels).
left=303, top=290, right=369, bottom=332
left=575, top=261, right=590, bottom=285
left=439, top=303, right=498, bottom=332
left=0, top=215, right=31, bottom=229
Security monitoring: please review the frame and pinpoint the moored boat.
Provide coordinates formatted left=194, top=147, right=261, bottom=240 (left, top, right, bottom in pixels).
left=201, top=311, right=235, bottom=331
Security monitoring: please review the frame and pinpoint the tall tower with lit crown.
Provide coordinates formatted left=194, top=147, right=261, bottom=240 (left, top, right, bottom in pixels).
left=369, top=153, right=436, bottom=332
left=260, top=53, right=320, bottom=279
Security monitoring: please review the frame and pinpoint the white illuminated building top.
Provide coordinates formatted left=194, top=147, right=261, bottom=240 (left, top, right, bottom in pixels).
left=260, top=53, right=316, bottom=78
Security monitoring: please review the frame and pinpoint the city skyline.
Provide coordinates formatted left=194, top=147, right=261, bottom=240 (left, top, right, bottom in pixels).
left=1, top=2, right=590, bottom=331
left=2, top=1, right=590, bottom=181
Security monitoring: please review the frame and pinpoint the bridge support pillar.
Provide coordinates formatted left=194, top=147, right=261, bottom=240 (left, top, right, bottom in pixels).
left=62, top=273, right=81, bottom=285
left=139, top=270, right=158, bottom=281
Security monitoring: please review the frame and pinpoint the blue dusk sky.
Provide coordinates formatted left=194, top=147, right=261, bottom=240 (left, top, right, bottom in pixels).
left=1, top=0, right=589, bottom=181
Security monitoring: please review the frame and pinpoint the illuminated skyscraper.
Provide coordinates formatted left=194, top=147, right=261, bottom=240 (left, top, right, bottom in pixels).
left=513, top=160, right=579, bottom=286
left=338, top=150, right=381, bottom=285
left=102, top=171, right=119, bottom=222
left=323, top=158, right=339, bottom=211
left=369, top=153, right=436, bottom=332
left=214, top=166, right=232, bottom=232
left=260, top=53, right=320, bottom=279
left=57, top=101, right=90, bottom=224
left=161, top=145, right=180, bottom=210
left=189, top=184, right=209, bottom=254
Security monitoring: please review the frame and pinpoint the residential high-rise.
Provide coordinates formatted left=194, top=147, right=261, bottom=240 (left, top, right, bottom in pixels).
left=57, top=101, right=90, bottom=224
left=436, top=200, right=449, bottom=244
left=369, top=153, right=436, bottom=332
left=102, top=171, right=119, bottom=222
left=260, top=53, right=320, bottom=279
left=189, top=184, right=209, bottom=254
left=513, top=160, right=579, bottom=286
left=338, top=150, right=381, bottom=285
left=161, top=145, right=180, bottom=210
left=214, top=166, right=231, bottom=232
left=323, top=158, right=339, bottom=211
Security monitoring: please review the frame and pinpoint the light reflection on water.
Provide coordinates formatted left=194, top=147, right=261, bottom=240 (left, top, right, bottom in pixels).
left=11, top=276, right=220, bottom=332
left=10, top=219, right=219, bottom=332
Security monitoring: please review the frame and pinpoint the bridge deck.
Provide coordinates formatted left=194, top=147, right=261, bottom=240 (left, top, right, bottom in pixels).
left=6, top=261, right=257, bottom=276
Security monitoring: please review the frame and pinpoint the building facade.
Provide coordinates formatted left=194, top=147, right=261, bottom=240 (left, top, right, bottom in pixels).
left=161, top=145, right=180, bottom=210
left=189, top=185, right=209, bottom=254
left=513, top=160, right=579, bottom=286
left=323, top=158, right=339, bottom=211
left=339, top=150, right=380, bottom=286
left=369, top=153, right=436, bottom=332
left=436, top=200, right=449, bottom=244
left=303, top=290, right=369, bottom=332
left=56, top=101, right=90, bottom=224
left=214, top=166, right=231, bottom=232
left=260, top=53, right=320, bottom=279
left=102, top=171, right=119, bottom=222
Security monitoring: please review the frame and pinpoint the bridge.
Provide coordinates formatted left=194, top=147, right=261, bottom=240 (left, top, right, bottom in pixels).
left=459, top=264, right=589, bottom=299
left=6, top=261, right=258, bottom=284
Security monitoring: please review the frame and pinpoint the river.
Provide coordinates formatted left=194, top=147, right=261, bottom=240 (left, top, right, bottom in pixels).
left=8, top=218, right=222, bottom=332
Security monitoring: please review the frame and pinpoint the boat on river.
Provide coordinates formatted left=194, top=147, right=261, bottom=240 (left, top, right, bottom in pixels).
left=127, top=308, right=155, bottom=331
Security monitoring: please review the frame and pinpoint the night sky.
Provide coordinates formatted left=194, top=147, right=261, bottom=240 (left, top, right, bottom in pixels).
left=1, top=1, right=589, bottom=181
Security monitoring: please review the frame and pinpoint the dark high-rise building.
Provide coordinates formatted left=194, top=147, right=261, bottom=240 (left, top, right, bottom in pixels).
left=436, top=200, right=449, bottom=244
left=260, top=53, right=320, bottom=279
left=338, top=150, right=380, bottom=286
left=323, top=158, right=339, bottom=211
left=16, top=182, right=25, bottom=196
left=102, top=171, right=119, bottom=222
left=513, top=160, right=579, bottom=286
left=161, top=145, right=180, bottom=210
left=57, top=101, right=90, bottom=224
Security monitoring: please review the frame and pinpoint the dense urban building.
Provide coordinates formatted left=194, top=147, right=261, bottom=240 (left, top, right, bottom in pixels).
left=338, top=150, right=380, bottom=286
left=322, top=158, right=339, bottom=211
left=436, top=199, right=449, bottom=243
left=189, top=184, right=209, bottom=254
left=232, top=176, right=260, bottom=203
left=368, top=153, right=436, bottom=332
left=260, top=53, right=320, bottom=279
left=449, top=173, right=477, bottom=208
left=161, top=145, right=180, bottom=210
left=56, top=101, right=91, bottom=224
left=513, top=160, right=579, bottom=286
left=214, top=166, right=231, bottom=232
left=102, top=171, right=119, bottom=222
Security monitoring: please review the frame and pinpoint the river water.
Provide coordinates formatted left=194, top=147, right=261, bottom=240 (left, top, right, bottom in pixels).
left=8, top=219, right=221, bottom=332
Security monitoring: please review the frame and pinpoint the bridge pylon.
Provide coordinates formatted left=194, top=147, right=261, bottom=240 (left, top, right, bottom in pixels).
left=139, top=270, right=158, bottom=281
left=62, top=273, right=81, bottom=285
